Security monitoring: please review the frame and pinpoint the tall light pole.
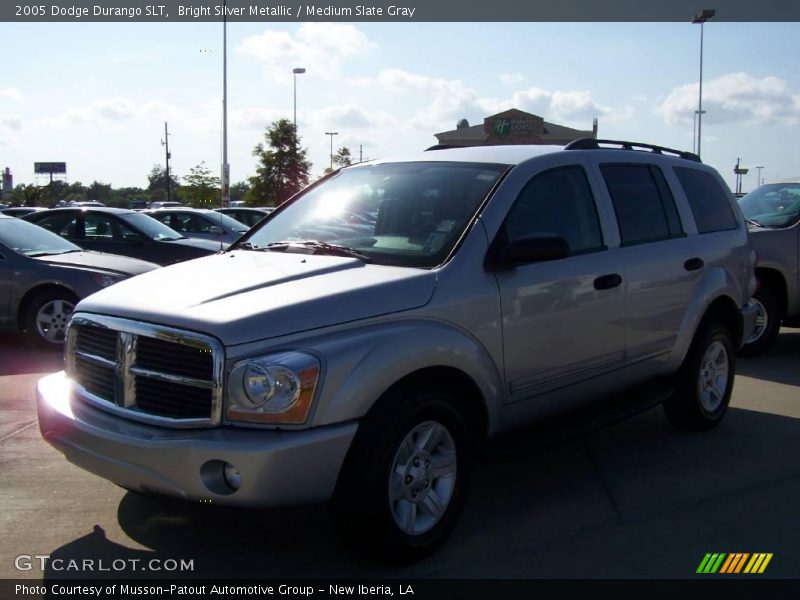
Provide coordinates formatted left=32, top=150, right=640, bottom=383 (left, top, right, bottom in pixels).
left=220, top=0, right=230, bottom=208
left=692, top=8, right=715, bottom=159
left=756, top=166, right=764, bottom=187
left=692, top=110, right=706, bottom=154
left=325, top=131, right=338, bottom=171
left=293, top=67, right=306, bottom=137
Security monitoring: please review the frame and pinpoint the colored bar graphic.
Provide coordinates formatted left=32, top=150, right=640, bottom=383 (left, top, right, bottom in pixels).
left=701, top=552, right=773, bottom=575
left=697, top=553, right=728, bottom=573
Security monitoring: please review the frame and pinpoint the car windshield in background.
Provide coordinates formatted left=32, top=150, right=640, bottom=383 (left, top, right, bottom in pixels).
left=121, top=212, right=184, bottom=241
left=0, top=218, right=82, bottom=256
left=242, top=161, right=508, bottom=268
left=739, top=183, right=800, bottom=228
left=211, top=212, right=250, bottom=233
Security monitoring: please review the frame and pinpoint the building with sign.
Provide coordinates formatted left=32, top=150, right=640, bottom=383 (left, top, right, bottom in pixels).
left=433, top=109, right=596, bottom=148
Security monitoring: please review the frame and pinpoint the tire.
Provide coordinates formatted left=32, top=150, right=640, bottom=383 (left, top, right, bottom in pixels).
left=739, top=288, right=782, bottom=356
left=664, top=320, right=735, bottom=431
left=22, top=289, right=77, bottom=346
left=331, top=388, right=473, bottom=562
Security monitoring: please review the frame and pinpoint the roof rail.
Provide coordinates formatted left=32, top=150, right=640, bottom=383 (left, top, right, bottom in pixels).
left=424, top=144, right=458, bottom=151
left=564, top=138, right=702, bottom=163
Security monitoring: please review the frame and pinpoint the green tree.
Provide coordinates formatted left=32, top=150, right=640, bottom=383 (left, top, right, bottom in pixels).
left=248, top=119, right=311, bottom=207
left=180, top=162, right=221, bottom=207
left=147, top=165, right=180, bottom=203
left=7, top=184, right=45, bottom=207
left=230, top=181, right=250, bottom=204
left=333, top=146, right=353, bottom=168
left=87, top=181, right=112, bottom=204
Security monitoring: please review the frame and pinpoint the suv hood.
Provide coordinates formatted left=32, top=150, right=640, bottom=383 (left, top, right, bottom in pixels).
left=76, top=251, right=437, bottom=346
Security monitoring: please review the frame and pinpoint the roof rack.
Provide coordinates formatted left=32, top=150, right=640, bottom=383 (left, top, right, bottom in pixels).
left=564, top=138, right=701, bottom=163
left=425, top=144, right=458, bottom=151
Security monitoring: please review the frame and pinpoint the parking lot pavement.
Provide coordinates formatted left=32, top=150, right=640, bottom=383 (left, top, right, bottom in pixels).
left=0, top=331, right=797, bottom=580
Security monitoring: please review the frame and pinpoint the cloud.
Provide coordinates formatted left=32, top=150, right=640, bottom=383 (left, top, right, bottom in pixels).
left=313, top=104, right=397, bottom=130
left=0, top=88, right=24, bottom=102
left=657, top=72, right=800, bottom=125
left=231, top=106, right=286, bottom=130
left=0, top=114, right=22, bottom=130
left=63, top=98, right=137, bottom=123
left=357, top=69, right=614, bottom=132
left=237, top=24, right=373, bottom=81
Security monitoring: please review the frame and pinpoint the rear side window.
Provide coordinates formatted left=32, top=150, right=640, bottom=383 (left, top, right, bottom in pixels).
left=674, top=167, right=738, bottom=233
left=601, top=164, right=684, bottom=246
left=504, top=165, right=604, bottom=255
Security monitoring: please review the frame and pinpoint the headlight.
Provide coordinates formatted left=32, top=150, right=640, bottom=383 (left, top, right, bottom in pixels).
left=227, top=352, right=320, bottom=425
left=92, top=273, right=124, bottom=288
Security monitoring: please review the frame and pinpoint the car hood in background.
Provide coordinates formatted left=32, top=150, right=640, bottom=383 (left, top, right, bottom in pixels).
left=76, top=251, right=437, bottom=346
left=35, top=251, right=159, bottom=276
left=162, top=237, right=225, bottom=251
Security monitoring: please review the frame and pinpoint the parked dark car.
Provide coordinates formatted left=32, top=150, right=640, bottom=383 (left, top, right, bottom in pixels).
left=214, top=207, right=273, bottom=228
left=0, top=215, right=158, bottom=345
left=1, top=206, right=49, bottom=218
left=145, top=208, right=249, bottom=245
left=24, top=207, right=221, bottom=266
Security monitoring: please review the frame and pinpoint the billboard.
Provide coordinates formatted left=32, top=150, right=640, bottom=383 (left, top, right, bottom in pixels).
left=34, top=162, right=67, bottom=174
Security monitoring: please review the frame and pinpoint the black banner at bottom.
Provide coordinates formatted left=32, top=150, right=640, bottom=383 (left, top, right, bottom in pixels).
left=3, top=579, right=800, bottom=600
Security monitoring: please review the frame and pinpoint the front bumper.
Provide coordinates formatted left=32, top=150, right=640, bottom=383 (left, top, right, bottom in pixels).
left=739, top=300, right=759, bottom=348
left=37, top=371, right=357, bottom=507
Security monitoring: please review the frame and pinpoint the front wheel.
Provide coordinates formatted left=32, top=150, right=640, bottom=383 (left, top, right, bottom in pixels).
left=22, top=290, right=77, bottom=346
left=664, top=321, right=735, bottom=431
left=331, top=389, right=473, bottom=562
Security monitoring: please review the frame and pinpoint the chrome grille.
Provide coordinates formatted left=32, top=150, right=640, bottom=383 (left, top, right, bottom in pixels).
left=66, top=315, right=223, bottom=428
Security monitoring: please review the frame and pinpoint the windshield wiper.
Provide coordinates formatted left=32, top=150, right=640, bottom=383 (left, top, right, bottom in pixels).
left=746, top=218, right=767, bottom=228
left=263, top=240, right=373, bottom=262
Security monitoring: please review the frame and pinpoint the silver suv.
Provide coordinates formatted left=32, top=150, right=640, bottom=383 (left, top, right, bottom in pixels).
left=37, top=140, right=757, bottom=561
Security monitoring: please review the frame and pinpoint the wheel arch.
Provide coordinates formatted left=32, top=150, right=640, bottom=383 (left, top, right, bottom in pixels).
left=16, top=283, right=80, bottom=332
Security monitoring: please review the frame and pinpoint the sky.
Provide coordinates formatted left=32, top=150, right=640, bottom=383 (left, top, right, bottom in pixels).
left=1, top=20, right=799, bottom=194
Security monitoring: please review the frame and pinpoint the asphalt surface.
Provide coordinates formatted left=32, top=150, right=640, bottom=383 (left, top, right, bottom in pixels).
left=0, top=331, right=798, bottom=580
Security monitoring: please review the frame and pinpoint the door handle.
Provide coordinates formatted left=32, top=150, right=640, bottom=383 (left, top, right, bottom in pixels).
left=594, top=273, right=622, bottom=290
left=684, top=257, right=705, bottom=271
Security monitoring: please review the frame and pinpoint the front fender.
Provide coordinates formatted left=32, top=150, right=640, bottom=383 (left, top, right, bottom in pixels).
left=305, top=319, right=503, bottom=436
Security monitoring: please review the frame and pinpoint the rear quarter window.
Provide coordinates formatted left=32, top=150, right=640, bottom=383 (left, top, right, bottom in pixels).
left=673, top=167, right=738, bottom=233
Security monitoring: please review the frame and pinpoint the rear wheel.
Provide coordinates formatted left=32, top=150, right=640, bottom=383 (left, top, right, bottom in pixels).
left=331, top=388, right=473, bottom=562
left=739, top=288, right=782, bottom=356
left=664, top=320, right=735, bottom=431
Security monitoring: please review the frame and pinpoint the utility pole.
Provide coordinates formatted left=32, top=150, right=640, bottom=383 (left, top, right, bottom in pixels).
left=161, top=122, right=172, bottom=202
left=756, top=166, right=764, bottom=188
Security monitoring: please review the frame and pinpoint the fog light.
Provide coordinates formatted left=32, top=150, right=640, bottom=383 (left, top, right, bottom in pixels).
left=223, top=463, right=241, bottom=491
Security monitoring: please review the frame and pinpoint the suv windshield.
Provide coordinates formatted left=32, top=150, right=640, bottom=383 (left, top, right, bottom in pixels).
left=738, top=183, right=800, bottom=228
left=0, top=218, right=82, bottom=256
left=241, top=161, right=507, bottom=268
left=121, top=212, right=185, bottom=241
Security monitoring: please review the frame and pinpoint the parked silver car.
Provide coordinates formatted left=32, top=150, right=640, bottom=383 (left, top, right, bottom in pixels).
left=38, top=140, right=756, bottom=560
left=145, top=207, right=248, bottom=245
left=0, top=216, right=158, bottom=345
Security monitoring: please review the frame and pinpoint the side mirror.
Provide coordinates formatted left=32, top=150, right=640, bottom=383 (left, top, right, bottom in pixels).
left=487, top=234, right=570, bottom=270
left=209, top=225, right=224, bottom=236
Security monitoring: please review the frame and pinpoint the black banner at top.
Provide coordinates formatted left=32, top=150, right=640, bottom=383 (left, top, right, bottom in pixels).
left=4, top=0, right=800, bottom=22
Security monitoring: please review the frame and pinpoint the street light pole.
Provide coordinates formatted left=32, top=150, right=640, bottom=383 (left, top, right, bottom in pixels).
left=325, top=131, right=339, bottom=171
left=692, top=9, right=715, bottom=159
left=756, top=166, right=764, bottom=187
left=221, top=0, right=230, bottom=208
left=293, top=67, right=306, bottom=137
